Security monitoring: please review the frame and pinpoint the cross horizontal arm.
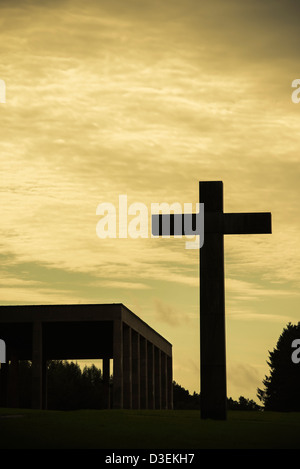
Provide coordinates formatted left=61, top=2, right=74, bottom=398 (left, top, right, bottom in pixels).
left=204, top=212, right=272, bottom=234
left=223, top=212, right=272, bottom=235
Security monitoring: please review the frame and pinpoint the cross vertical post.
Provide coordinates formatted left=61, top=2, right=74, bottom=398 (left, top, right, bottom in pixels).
left=200, top=181, right=227, bottom=420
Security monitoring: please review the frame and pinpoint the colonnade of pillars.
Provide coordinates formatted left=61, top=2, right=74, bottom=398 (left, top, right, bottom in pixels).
left=0, top=320, right=173, bottom=411
left=112, top=321, right=173, bottom=410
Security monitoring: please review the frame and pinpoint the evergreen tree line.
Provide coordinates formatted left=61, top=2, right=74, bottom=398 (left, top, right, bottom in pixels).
left=257, top=322, right=300, bottom=411
left=15, top=360, right=258, bottom=411
left=175, top=320, right=300, bottom=412
left=18, top=361, right=108, bottom=410
left=172, top=382, right=260, bottom=411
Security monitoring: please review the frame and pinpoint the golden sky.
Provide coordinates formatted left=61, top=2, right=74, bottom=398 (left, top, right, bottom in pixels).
left=1, top=0, right=300, bottom=402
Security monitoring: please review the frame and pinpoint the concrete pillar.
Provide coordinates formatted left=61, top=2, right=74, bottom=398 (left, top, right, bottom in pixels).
left=161, top=352, right=167, bottom=410
left=140, top=336, right=148, bottom=409
left=113, top=319, right=123, bottom=409
left=167, top=355, right=173, bottom=410
left=32, top=321, right=44, bottom=409
left=7, top=350, right=19, bottom=408
left=103, top=357, right=110, bottom=409
left=123, top=324, right=132, bottom=409
left=132, top=330, right=140, bottom=409
left=154, top=347, right=161, bottom=409
left=147, top=342, right=155, bottom=409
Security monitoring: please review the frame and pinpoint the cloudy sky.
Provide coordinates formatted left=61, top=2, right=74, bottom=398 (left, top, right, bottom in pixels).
left=1, top=0, right=300, bottom=402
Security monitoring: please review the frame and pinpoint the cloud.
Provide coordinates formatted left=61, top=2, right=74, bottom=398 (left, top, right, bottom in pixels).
left=226, top=277, right=300, bottom=300
left=100, top=280, right=151, bottom=290
left=154, top=298, right=189, bottom=327
left=0, top=286, right=79, bottom=305
left=228, top=312, right=292, bottom=323
left=228, top=362, right=261, bottom=398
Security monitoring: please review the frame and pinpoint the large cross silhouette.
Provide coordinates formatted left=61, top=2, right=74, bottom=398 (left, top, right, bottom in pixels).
left=152, top=181, right=272, bottom=420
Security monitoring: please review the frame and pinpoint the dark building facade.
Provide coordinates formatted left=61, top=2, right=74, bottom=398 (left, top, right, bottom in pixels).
left=0, top=303, right=173, bottom=410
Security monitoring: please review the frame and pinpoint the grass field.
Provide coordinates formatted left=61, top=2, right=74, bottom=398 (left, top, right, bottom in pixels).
left=1, top=407, right=300, bottom=449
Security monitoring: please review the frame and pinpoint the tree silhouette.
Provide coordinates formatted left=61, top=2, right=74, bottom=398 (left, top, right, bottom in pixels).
left=47, top=360, right=84, bottom=410
left=257, top=322, right=300, bottom=411
left=227, top=396, right=260, bottom=411
left=173, top=382, right=200, bottom=410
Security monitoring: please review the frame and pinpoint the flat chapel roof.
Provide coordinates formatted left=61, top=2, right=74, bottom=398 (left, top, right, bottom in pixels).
left=0, top=303, right=172, bottom=358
